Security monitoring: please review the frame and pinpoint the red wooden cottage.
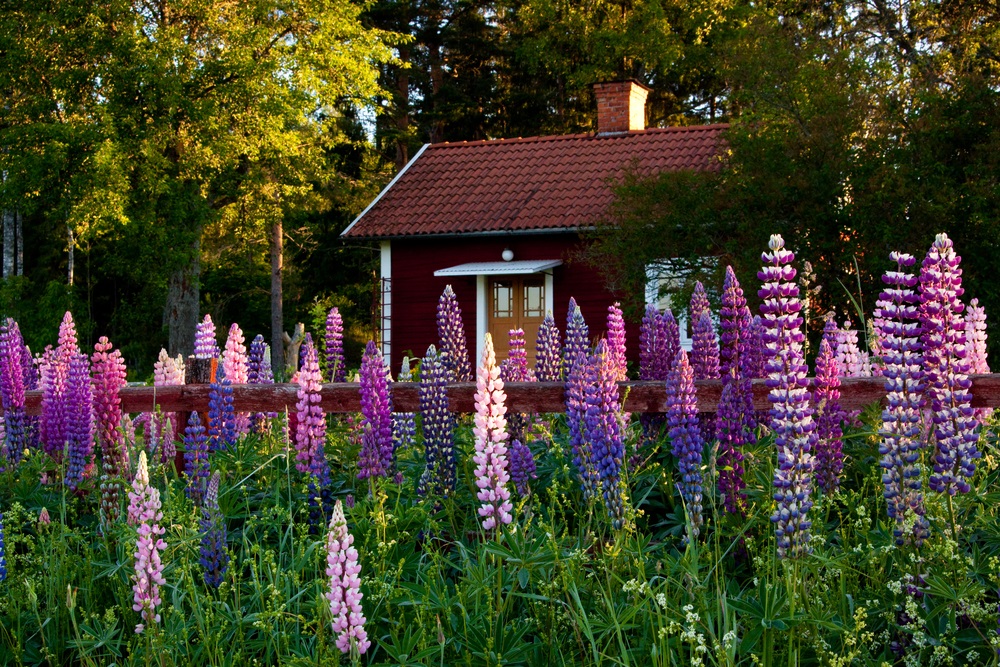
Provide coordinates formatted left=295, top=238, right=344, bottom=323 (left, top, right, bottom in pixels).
left=342, top=81, right=727, bottom=373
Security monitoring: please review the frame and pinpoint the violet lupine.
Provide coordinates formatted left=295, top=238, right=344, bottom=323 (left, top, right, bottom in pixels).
left=194, top=315, right=219, bottom=359
left=690, top=281, right=711, bottom=324
left=743, top=316, right=767, bottom=380
left=357, top=340, right=394, bottom=480
left=206, top=375, right=236, bottom=452
left=606, top=303, right=628, bottom=382
left=295, top=342, right=328, bottom=477
left=966, top=298, right=989, bottom=374
left=325, top=500, right=371, bottom=656
left=183, top=412, right=210, bottom=506
left=584, top=340, right=627, bottom=528
left=661, top=309, right=681, bottom=371
left=392, top=357, right=417, bottom=453
left=417, top=346, right=456, bottom=497
left=130, top=451, right=166, bottom=634
left=39, top=345, right=66, bottom=460
left=199, top=471, right=229, bottom=588
left=759, top=234, right=816, bottom=559
left=325, top=307, right=346, bottom=383
left=715, top=373, right=748, bottom=515
left=920, top=233, right=980, bottom=496
left=534, top=312, right=562, bottom=381
left=472, top=333, right=513, bottom=534
left=64, top=352, right=94, bottom=491
left=719, top=266, right=752, bottom=384
left=222, top=323, right=250, bottom=434
left=247, top=335, right=275, bottom=432
left=691, top=311, right=720, bottom=380
left=565, top=350, right=599, bottom=499
left=666, top=349, right=703, bottom=537
left=563, top=297, right=590, bottom=378
left=813, top=338, right=845, bottom=493
left=510, top=439, right=536, bottom=497
left=93, top=337, right=128, bottom=525
left=437, top=285, right=473, bottom=382
left=637, top=305, right=668, bottom=451
left=0, top=319, right=27, bottom=468
left=876, top=252, right=930, bottom=546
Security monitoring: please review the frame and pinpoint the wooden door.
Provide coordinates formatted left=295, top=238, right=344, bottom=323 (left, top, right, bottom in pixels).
left=489, top=276, right=546, bottom=366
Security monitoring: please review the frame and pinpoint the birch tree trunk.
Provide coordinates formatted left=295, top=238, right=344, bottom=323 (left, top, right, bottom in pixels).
left=2, top=209, right=14, bottom=278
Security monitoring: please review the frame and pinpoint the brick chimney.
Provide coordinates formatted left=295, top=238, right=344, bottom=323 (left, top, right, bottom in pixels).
left=594, top=80, right=651, bottom=134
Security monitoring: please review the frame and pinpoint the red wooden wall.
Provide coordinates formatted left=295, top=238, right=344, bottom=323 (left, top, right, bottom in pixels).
left=386, top=233, right=640, bottom=373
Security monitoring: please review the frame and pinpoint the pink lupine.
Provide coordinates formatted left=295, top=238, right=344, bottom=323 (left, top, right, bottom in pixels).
left=606, top=303, right=627, bottom=382
left=472, top=333, right=513, bottom=534
left=152, top=349, right=184, bottom=462
left=325, top=500, right=370, bottom=655
left=835, top=321, right=865, bottom=378
left=967, top=298, right=989, bottom=374
left=222, top=323, right=250, bottom=434
left=128, top=451, right=154, bottom=526
left=295, top=343, right=327, bottom=478
left=129, top=451, right=166, bottom=634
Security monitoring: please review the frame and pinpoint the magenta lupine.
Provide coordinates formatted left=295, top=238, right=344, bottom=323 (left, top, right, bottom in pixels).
left=325, top=500, right=371, bottom=656
left=666, top=350, right=704, bottom=537
left=691, top=311, right=720, bottom=380
left=64, top=352, right=94, bottom=491
left=357, top=341, right=393, bottom=479
left=876, top=251, right=930, bottom=546
left=183, top=412, right=210, bottom=506
left=437, top=285, right=473, bottom=382
left=584, top=341, right=627, bottom=528
left=222, top=323, right=250, bottom=434
left=813, top=338, right=844, bottom=493
left=919, top=233, right=980, bottom=495
left=565, top=351, right=599, bottom=499
left=194, top=315, right=219, bottom=359
left=325, top=307, right=346, bottom=383
left=759, top=234, right=816, bottom=559
left=93, top=337, right=128, bottom=524
left=0, top=319, right=27, bottom=468
left=129, top=452, right=166, bottom=634
left=606, top=303, right=627, bottom=382
left=690, top=281, right=711, bottom=324
left=418, top=346, right=456, bottom=497
left=295, top=342, right=328, bottom=477
left=967, top=298, right=989, bottom=374
left=472, top=334, right=513, bottom=534
left=534, top=312, right=562, bottom=381
left=563, top=297, right=590, bottom=378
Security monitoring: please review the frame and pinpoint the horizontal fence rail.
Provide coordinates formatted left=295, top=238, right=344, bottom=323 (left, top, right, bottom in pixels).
left=19, top=374, right=1000, bottom=415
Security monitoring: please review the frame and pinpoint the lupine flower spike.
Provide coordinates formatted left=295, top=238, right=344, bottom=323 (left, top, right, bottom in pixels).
left=666, top=349, right=704, bottom=539
left=472, top=333, right=513, bottom=534
left=64, top=352, right=94, bottom=491
left=222, top=324, right=250, bottom=434
left=920, top=233, right=980, bottom=496
left=325, top=307, right=346, bottom=383
left=584, top=340, right=627, bottom=528
left=206, top=374, right=235, bottom=452
left=295, top=342, right=329, bottom=478
left=93, top=337, right=128, bottom=524
left=690, top=281, right=711, bottom=324
left=534, top=312, right=562, bottom=381
left=606, top=303, right=627, bottom=382
left=0, top=319, right=27, bottom=468
left=835, top=322, right=866, bottom=378
left=759, top=235, right=816, bottom=559
left=691, top=311, right=720, bottom=380
left=325, top=500, right=371, bottom=655
left=876, top=252, right=930, bottom=546
left=565, top=351, right=599, bottom=499
left=966, top=298, right=989, bottom=374
left=183, top=412, right=210, bottom=506
left=719, top=266, right=752, bottom=384
left=563, top=297, right=590, bottom=378
left=392, top=358, right=417, bottom=453
left=200, top=471, right=229, bottom=588
left=661, top=309, right=681, bottom=371
left=130, top=451, right=167, bottom=633
left=502, top=328, right=535, bottom=486
left=418, top=346, right=456, bottom=497
left=152, top=348, right=184, bottom=462
left=437, top=285, right=473, bottom=382
left=813, top=338, right=844, bottom=493
left=357, top=341, right=394, bottom=480
left=194, top=315, right=219, bottom=359
left=247, top=335, right=274, bottom=432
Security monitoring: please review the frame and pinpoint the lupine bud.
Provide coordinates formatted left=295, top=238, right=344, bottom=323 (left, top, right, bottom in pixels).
left=326, top=500, right=371, bottom=655
left=39, top=507, right=51, bottom=526
left=472, top=334, right=513, bottom=533
left=563, top=297, right=590, bottom=378
left=418, top=346, right=456, bottom=498
left=194, top=315, right=219, bottom=359
left=666, top=349, right=703, bottom=538
left=325, top=307, right=346, bottom=383
left=584, top=340, right=627, bottom=528
left=357, top=341, right=393, bottom=479
left=437, top=285, right=473, bottom=382
left=534, top=312, right=562, bottom=381
left=183, top=412, right=210, bottom=506
left=759, top=234, right=816, bottom=559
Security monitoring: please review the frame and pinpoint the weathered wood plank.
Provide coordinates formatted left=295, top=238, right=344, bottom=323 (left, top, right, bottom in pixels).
left=19, top=373, right=1000, bottom=415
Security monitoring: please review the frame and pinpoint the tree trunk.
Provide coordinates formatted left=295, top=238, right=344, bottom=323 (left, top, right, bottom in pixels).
left=164, top=238, right=200, bottom=357
left=67, top=225, right=74, bottom=286
left=2, top=209, right=13, bottom=278
left=15, top=210, right=22, bottom=276
left=270, top=217, right=283, bottom=377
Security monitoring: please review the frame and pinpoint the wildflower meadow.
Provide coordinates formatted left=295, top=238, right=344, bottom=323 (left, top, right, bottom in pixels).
left=1, top=232, right=999, bottom=666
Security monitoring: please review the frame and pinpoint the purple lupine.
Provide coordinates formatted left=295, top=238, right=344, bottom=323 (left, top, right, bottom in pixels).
left=206, top=375, right=236, bottom=452
left=93, top=337, right=128, bottom=525
left=222, top=323, right=250, bottom=434
left=563, top=297, right=590, bottom=378
left=920, top=233, right=980, bottom=495
left=194, top=315, right=219, bottom=359
left=247, top=334, right=274, bottom=432
left=637, top=305, right=668, bottom=452
left=437, top=285, right=473, bottom=382
left=719, top=267, right=752, bottom=383
left=759, top=234, right=816, bottom=559
left=325, top=500, right=371, bottom=656
left=357, top=341, right=393, bottom=480
left=130, top=452, right=166, bottom=634
left=295, top=342, right=328, bottom=478
left=661, top=309, right=681, bottom=371
left=690, top=281, right=711, bottom=324
left=502, top=327, right=533, bottom=447
left=877, top=251, right=930, bottom=546
left=183, top=412, right=210, bottom=506
left=64, top=352, right=93, bottom=491
left=718, top=266, right=758, bottom=445
left=299, top=332, right=314, bottom=372
left=691, top=311, right=720, bottom=380
left=39, top=312, right=80, bottom=462
left=741, top=316, right=765, bottom=380
left=0, top=319, right=27, bottom=468
left=584, top=340, right=627, bottom=528
left=392, top=357, right=416, bottom=453
left=199, top=471, right=229, bottom=588
left=966, top=298, right=989, bottom=374
left=813, top=338, right=844, bottom=493
left=666, top=349, right=703, bottom=537
left=473, top=334, right=513, bottom=533
left=715, top=373, right=747, bottom=515
left=534, top=312, right=562, bottom=381
left=565, top=350, right=598, bottom=499
left=509, top=439, right=536, bottom=497
left=418, top=346, right=456, bottom=497
left=325, top=307, right=346, bottom=383
left=606, top=303, right=628, bottom=382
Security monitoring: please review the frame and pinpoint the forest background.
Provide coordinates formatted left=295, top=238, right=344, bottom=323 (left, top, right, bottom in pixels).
left=1, top=0, right=998, bottom=376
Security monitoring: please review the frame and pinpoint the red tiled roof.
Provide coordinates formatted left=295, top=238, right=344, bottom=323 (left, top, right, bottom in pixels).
left=343, top=124, right=728, bottom=238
